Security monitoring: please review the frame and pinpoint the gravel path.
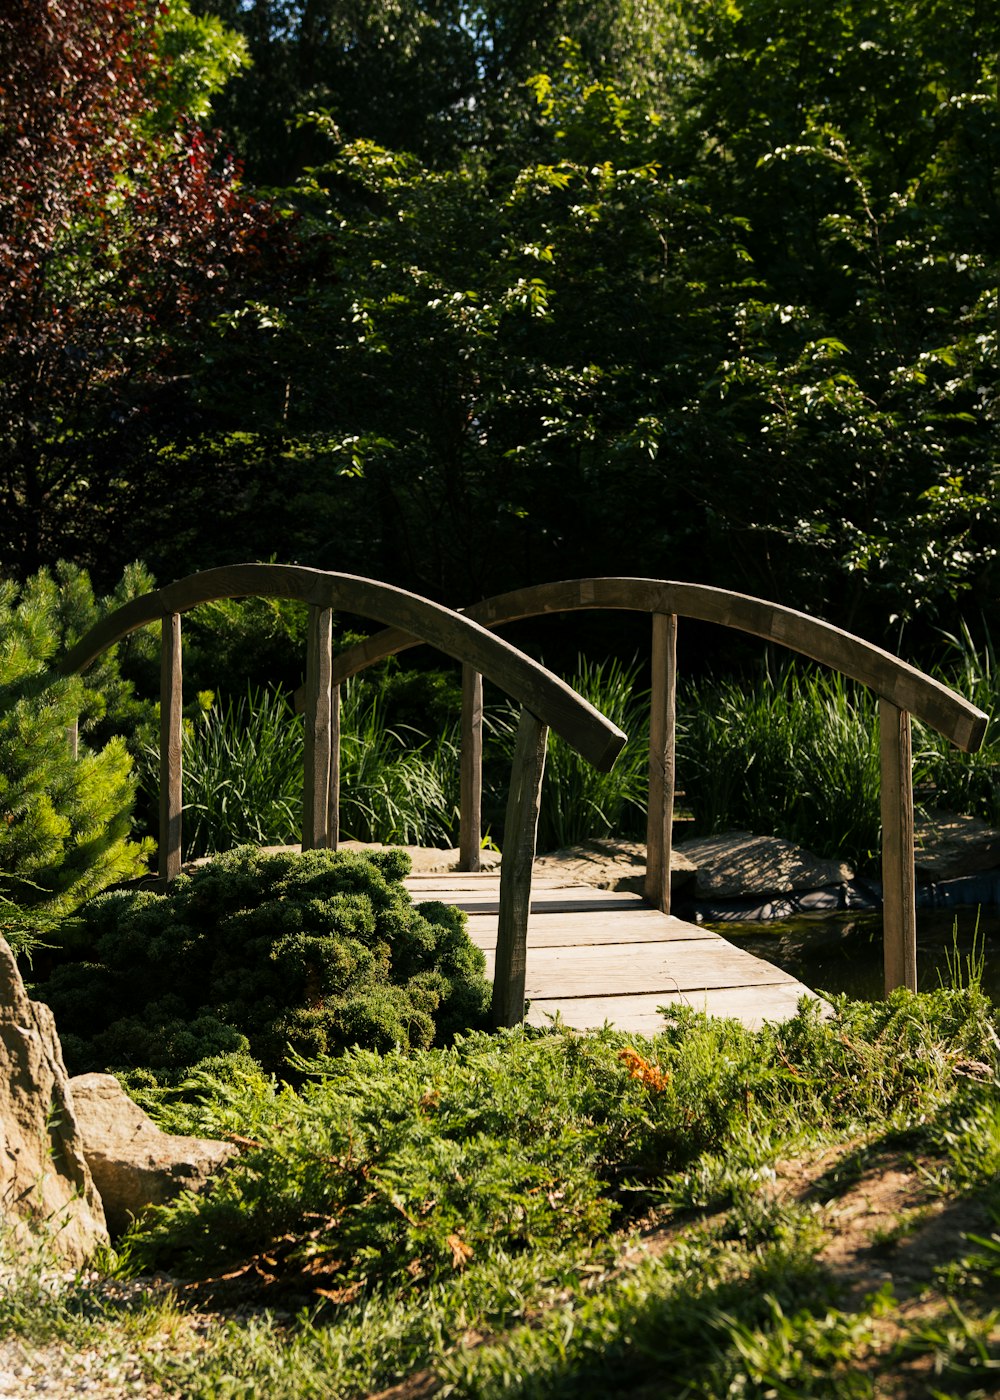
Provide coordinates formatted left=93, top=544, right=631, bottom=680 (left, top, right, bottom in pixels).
left=0, top=1337, right=163, bottom=1397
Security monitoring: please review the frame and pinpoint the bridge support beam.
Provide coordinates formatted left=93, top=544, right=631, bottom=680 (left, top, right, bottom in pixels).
left=159, top=612, right=183, bottom=883
left=459, top=665, right=484, bottom=872
left=645, top=612, right=677, bottom=913
left=303, top=604, right=333, bottom=849
left=492, top=707, right=548, bottom=1027
left=880, top=699, right=917, bottom=993
left=327, top=680, right=341, bottom=851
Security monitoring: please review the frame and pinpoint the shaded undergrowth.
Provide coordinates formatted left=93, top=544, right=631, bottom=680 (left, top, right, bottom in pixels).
left=3, top=987, right=998, bottom=1398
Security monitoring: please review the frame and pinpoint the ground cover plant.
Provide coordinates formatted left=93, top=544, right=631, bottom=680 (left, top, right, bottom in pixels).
left=34, top=846, right=491, bottom=1075
left=1, top=983, right=998, bottom=1397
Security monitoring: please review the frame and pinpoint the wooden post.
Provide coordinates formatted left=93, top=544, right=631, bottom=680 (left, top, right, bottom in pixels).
left=327, top=680, right=341, bottom=850
left=303, top=604, right=333, bottom=849
left=459, top=665, right=484, bottom=871
left=159, top=612, right=183, bottom=884
left=879, top=698, right=917, bottom=993
left=491, top=707, right=548, bottom=1027
left=645, top=612, right=677, bottom=913
left=66, top=717, right=79, bottom=761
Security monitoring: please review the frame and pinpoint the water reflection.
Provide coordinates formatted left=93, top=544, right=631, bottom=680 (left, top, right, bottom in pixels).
left=715, top=907, right=1000, bottom=1004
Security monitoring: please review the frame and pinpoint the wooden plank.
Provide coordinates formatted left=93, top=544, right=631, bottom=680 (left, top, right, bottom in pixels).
left=302, top=604, right=333, bottom=849
left=458, top=665, right=483, bottom=871
left=491, top=708, right=548, bottom=1027
left=463, top=911, right=717, bottom=948
left=159, top=612, right=183, bottom=883
left=405, top=873, right=601, bottom=890
left=414, top=900, right=650, bottom=917
left=645, top=611, right=677, bottom=912
left=880, top=699, right=917, bottom=992
left=408, top=884, right=641, bottom=907
left=525, top=983, right=821, bottom=1035
left=480, top=939, right=801, bottom=996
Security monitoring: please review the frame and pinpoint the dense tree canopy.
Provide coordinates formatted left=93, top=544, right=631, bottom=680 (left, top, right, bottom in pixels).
left=0, top=0, right=272, bottom=577
left=1, top=0, right=996, bottom=651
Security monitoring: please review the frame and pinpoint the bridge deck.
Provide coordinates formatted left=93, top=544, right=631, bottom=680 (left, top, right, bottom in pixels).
left=405, top=871, right=819, bottom=1035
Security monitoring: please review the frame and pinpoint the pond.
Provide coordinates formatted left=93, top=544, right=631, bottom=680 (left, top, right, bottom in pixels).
left=714, top=905, right=1000, bottom=1004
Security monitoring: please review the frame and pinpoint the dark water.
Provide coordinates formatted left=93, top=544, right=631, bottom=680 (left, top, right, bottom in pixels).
left=713, top=906, right=1000, bottom=1004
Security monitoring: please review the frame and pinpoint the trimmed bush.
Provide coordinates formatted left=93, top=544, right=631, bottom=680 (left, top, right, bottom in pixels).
left=38, top=845, right=492, bottom=1074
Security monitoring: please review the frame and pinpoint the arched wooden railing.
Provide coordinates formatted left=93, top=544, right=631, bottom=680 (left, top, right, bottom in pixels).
left=329, top=578, right=989, bottom=999
left=58, top=565, right=627, bottom=1027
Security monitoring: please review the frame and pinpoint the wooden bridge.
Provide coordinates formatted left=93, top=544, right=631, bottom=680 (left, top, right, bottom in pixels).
left=61, top=567, right=988, bottom=1034
left=404, top=869, right=812, bottom=1033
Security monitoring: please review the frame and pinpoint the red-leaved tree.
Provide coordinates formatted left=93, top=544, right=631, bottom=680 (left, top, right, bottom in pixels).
left=0, top=0, right=272, bottom=577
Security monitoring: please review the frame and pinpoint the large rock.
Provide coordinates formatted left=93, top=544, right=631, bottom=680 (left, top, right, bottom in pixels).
left=68, top=1073, right=236, bottom=1237
left=533, top=837, right=697, bottom=893
left=0, top=938, right=108, bottom=1264
left=914, top=810, right=1000, bottom=881
left=674, top=831, right=854, bottom=900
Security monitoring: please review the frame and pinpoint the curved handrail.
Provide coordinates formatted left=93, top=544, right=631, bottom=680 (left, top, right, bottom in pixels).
left=58, top=565, right=629, bottom=1028
left=330, top=577, right=987, bottom=752
left=60, top=565, right=626, bottom=770
left=329, top=576, right=990, bottom=999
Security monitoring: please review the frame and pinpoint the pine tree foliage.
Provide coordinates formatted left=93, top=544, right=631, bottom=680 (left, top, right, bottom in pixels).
left=0, top=563, right=154, bottom=916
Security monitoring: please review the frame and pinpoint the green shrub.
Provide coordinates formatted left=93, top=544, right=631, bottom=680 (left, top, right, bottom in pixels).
left=0, top=563, right=154, bottom=922
left=36, top=845, right=491, bottom=1074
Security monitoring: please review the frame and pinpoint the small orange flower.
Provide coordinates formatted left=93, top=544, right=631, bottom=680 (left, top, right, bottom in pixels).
left=618, top=1046, right=670, bottom=1093
left=447, top=1233, right=475, bottom=1269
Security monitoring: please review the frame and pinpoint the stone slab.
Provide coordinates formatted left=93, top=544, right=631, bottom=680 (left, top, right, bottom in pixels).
left=674, top=831, right=854, bottom=899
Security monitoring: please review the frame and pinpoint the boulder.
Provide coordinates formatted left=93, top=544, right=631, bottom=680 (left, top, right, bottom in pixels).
left=914, top=810, right=1000, bottom=881
left=674, top=831, right=854, bottom=900
left=533, top=837, right=697, bottom=893
left=0, top=938, right=108, bottom=1264
left=69, top=1073, right=236, bottom=1238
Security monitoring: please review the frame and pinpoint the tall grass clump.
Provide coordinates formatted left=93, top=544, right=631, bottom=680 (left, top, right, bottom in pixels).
left=338, top=680, right=459, bottom=847
left=489, top=655, right=650, bottom=851
left=676, top=661, right=881, bottom=869
left=157, top=679, right=460, bottom=860
left=916, top=622, right=1000, bottom=825
left=176, top=685, right=304, bottom=859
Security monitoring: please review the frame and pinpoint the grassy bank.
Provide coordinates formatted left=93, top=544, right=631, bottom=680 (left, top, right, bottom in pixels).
left=3, top=984, right=998, bottom=1398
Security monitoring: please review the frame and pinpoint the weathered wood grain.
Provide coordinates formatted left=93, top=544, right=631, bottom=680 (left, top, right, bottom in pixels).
left=331, top=577, right=987, bottom=751
left=481, top=940, right=800, bottom=996
left=410, top=887, right=650, bottom=914
left=159, top=613, right=183, bottom=883
left=58, top=565, right=626, bottom=771
left=459, top=664, right=483, bottom=871
left=462, top=910, right=717, bottom=948
left=328, top=681, right=341, bottom=850
left=525, top=983, right=819, bottom=1035
left=491, top=709, right=548, bottom=1027
left=880, top=699, right=917, bottom=992
left=645, top=612, right=677, bottom=912
left=303, top=604, right=333, bottom=849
